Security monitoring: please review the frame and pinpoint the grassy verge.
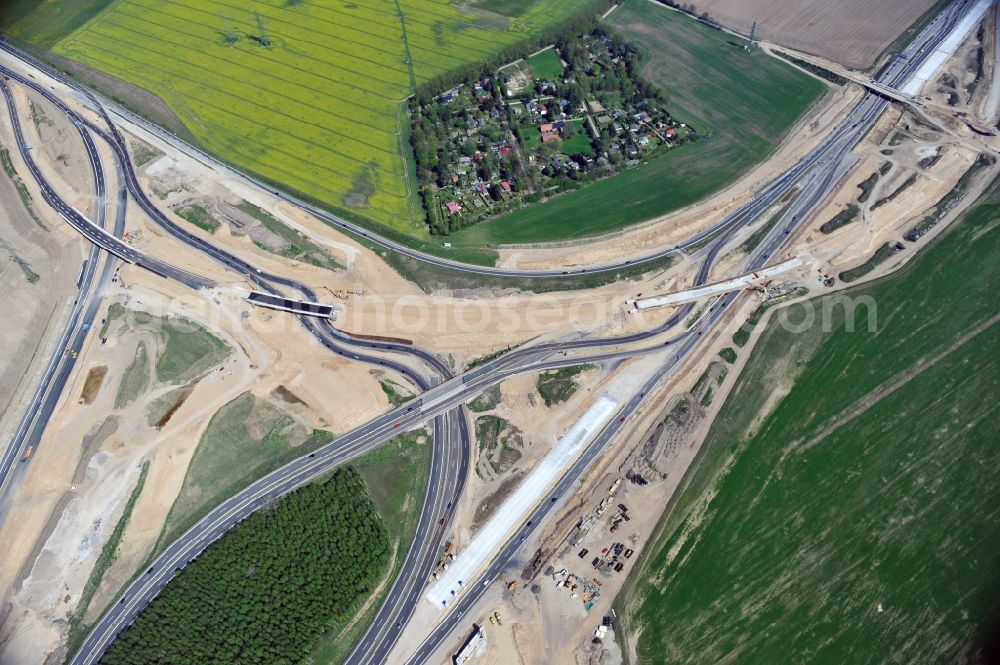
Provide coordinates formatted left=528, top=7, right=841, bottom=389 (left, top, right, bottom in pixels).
left=1, top=144, right=48, bottom=230
left=237, top=201, right=343, bottom=271
left=129, top=140, right=161, bottom=167
left=839, top=241, right=904, bottom=282
left=468, top=384, right=502, bottom=412
left=617, top=178, right=1000, bottom=665
left=905, top=154, right=996, bottom=241
left=372, top=241, right=675, bottom=294
left=308, top=430, right=430, bottom=664
left=537, top=364, right=592, bottom=406
left=173, top=203, right=219, bottom=234
left=154, top=392, right=332, bottom=548
left=772, top=51, right=847, bottom=85
left=379, top=377, right=415, bottom=407
left=114, top=341, right=148, bottom=408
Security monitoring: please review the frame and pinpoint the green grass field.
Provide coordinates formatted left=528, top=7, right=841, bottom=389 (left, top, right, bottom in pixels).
left=526, top=46, right=564, bottom=78
left=618, top=184, right=1000, bottom=664
left=560, top=123, right=594, bottom=155
left=114, top=341, right=148, bottom=408
left=174, top=203, right=220, bottom=234
left=10, top=0, right=599, bottom=238
left=156, top=391, right=331, bottom=547
left=537, top=364, right=591, bottom=406
left=152, top=315, right=231, bottom=384
left=309, top=430, right=430, bottom=665
left=448, top=0, right=824, bottom=246
left=0, top=0, right=115, bottom=48
left=104, top=305, right=230, bottom=391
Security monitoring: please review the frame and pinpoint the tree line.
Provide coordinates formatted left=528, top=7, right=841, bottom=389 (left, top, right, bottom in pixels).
left=100, top=468, right=389, bottom=665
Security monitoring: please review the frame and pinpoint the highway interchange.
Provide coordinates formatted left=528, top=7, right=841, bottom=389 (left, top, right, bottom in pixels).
left=0, top=76, right=120, bottom=513
left=0, top=1, right=980, bottom=661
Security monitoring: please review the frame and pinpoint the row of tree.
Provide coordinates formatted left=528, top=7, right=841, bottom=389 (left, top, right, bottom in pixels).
left=101, top=468, right=389, bottom=665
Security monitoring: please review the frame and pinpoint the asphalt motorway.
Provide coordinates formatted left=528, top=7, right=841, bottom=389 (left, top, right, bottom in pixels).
left=0, top=78, right=121, bottom=514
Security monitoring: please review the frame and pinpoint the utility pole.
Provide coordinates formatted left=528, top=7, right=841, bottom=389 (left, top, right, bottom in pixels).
left=745, top=21, right=757, bottom=51
left=221, top=11, right=239, bottom=46
left=255, top=11, right=271, bottom=48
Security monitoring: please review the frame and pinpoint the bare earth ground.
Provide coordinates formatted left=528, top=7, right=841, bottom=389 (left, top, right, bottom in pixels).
left=0, top=258, right=395, bottom=662
left=0, top=148, right=80, bottom=451
left=691, top=0, right=936, bottom=69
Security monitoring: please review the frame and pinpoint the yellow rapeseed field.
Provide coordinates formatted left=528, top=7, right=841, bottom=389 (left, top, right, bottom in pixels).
left=54, top=0, right=595, bottom=236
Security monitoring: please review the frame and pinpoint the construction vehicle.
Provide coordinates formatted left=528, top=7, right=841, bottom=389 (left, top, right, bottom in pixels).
left=20, top=446, right=33, bottom=462
left=489, top=615, right=496, bottom=626
left=493, top=611, right=502, bottom=626
left=327, top=288, right=362, bottom=300
left=507, top=580, right=518, bottom=592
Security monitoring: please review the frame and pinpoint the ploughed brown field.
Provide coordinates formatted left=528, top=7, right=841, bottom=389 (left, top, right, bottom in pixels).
left=693, top=0, right=937, bottom=69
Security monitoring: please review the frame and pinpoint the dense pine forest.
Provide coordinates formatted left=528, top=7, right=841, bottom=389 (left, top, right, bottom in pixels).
left=101, top=468, right=390, bottom=664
